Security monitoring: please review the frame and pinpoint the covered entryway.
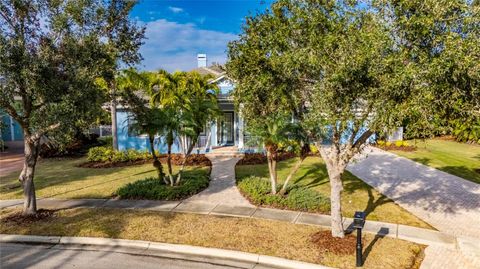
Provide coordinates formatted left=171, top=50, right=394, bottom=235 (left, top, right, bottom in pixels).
left=217, top=112, right=234, bottom=146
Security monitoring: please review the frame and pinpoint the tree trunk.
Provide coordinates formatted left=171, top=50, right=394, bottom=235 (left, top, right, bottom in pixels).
left=111, top=97, right=118, bottom=150
left=167, top=141, right=174, bottom=185
left=319, top=145, right=346, bottom=238
left=110, top=80, right=118, bottom=151
left=266, top=148, right=277, bottom=194
left=148, top=135, right=165, bottom=182
left=279, top=157, right=304, bottom=195
left=19, top=137, right=40, bottom=215
left=329, top=171, right=345, bottom=238
left=175, top=134, right=198, bottom=185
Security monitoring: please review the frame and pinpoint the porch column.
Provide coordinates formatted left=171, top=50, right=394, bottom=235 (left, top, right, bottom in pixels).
left=238, top=114, right=244, bottom=148
left=211, top=120, right=217, bottom=147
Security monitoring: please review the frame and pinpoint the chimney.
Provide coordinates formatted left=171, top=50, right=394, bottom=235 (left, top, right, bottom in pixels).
left=197, top=53, right=207, bottom=68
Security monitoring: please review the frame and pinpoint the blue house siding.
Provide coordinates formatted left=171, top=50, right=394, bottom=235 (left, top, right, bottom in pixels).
left=116, top=110, right=182, bottom=153
left=1, top=111, right=23, bottom=142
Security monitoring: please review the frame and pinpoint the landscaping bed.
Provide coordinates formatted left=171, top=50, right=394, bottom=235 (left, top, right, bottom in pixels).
left=376, top=141, right=416, bottom=152
left=237, top=176, right=330, bottom=213
left=237, top=152, right=297, bottom=165
left=80, top=146, right=211, bottom=168
left=0, top=207, right=426, bottom=269
left=116, top=169, right=210, bottom=200
left=236, top=157, right=434, bottom=229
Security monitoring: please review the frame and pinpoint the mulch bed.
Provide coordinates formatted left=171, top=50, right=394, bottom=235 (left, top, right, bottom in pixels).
left=310, top=230, right=362, bottom=255
left=78, top=154, right=212, bottom=169
left=237, top=152, right=297, bottom=165
left=377, top=145, right=417, bottom=152
left=1, top=209, right=56, bottom=225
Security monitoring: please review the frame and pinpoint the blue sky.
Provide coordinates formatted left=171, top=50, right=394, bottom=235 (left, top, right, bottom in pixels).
left=131, top=0, right=272, bottom=72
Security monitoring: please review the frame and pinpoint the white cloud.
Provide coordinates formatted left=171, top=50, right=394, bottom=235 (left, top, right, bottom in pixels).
left=138, top=19, right=237, bottom=72
left=168, top=6, right=184, bottom=14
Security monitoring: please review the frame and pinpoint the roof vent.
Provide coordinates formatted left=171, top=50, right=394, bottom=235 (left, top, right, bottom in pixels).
left=197, top=53, right=207, bottom=68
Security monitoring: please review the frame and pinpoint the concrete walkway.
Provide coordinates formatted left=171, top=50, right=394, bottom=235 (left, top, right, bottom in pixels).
left=186, top=153, right=251, bottom=206
left=0, top=198, right=466, bottom=248
left=347, top=147, right=480, bottom=268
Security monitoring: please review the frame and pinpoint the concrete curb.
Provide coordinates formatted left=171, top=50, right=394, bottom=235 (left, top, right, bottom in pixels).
left=0, top=198, right=464, bottom=248
left=0, top=234, right=333, bottom=269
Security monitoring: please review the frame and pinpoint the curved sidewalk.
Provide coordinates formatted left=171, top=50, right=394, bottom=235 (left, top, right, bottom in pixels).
left=186, top=154, right=251, bottom=206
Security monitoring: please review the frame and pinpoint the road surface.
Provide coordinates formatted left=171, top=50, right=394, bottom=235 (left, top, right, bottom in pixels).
left=0, top=243, right=242, bottom=269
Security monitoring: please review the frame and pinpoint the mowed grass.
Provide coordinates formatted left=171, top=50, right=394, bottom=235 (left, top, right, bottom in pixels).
left=0, top=207, right=425, bottom=269
left=0, top=158, right=209, bottom=199
left=391, top=139, right=480, bottom=184
left=236, top=157, right=432, bottom=229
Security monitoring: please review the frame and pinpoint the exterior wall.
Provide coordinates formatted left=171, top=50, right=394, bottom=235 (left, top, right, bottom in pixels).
left=116, top=77, right=245, bottom=153
left=116, top=110, right=182, bottom=153
left=1, top=111, right=23, bottom=142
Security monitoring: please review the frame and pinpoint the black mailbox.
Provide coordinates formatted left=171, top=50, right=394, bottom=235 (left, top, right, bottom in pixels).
left=353, top=211, right=366, bottom=229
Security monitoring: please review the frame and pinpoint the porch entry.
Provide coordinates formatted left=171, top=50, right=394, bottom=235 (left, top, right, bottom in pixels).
left=217, top=112, right=234, bottom=146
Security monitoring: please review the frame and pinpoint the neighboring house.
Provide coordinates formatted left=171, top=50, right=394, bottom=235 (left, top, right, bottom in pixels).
left=0, top=110, right=23, bottom=143
left=116, top=54, right=246, bottom=153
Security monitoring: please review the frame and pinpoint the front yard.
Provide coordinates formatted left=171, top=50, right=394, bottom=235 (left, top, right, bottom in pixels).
left=236, top=157, right=432, bottom=229
left=390, top=139, right=480, bottom=184
left=0, top=207, right=425, bottom=269
left=0, top=158, right=209, bottom=200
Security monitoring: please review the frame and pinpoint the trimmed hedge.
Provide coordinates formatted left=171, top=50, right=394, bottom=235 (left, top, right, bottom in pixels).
left=85, top=146, right=211, bottom=167
left=116, top=170, right=210, bottom=200
left=87, top=146, right=151, bottom=162
left=237, top=176, right=330, bottom=213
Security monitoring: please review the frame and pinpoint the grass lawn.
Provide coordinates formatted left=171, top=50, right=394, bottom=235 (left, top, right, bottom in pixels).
left=0, top=207, right=425, bottom=269
left=236, top=157, right=432, bottom=229
left=390, top=139, right=480, bottom=184
left=0, top=158, right=209, bottom=199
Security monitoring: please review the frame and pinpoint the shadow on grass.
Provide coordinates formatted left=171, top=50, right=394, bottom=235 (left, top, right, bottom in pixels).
left=362, top=228, right=387, bottom=265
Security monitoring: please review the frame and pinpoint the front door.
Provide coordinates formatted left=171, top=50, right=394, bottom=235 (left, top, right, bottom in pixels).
left=217, top=112, right=234, bottom=145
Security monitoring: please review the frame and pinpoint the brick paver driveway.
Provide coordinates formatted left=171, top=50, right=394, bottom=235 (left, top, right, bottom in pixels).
left=0, top=150, right=24, bottom=178
left=347, top=147, right=480, bottom=268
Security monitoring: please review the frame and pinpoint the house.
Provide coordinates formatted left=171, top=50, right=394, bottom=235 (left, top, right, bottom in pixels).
left=116, top=54, right=245, bottom=153
left=0, top=110, right=23, bottom=149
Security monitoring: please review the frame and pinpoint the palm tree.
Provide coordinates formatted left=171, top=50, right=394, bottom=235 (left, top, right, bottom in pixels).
left=117, top=69, right=167, bottom=182
left=148, top=70, right=187, bottom=185
left=175, top=71, right=221, bottom=184
left=247, top=113, right=306, bottom=195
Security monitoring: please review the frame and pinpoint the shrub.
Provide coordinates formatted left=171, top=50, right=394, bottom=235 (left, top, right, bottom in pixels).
left=87, top=146, right=150, bottom=162
left=98, top=136, right=113, bottom=146
left=237, top=176, right=330, bottom=213
left=116, top=170, right=210, bottom=200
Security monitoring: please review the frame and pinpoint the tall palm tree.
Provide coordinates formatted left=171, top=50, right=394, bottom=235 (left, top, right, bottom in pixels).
left=148, top=70, right=186, bottom=185
left=117, top=69, right=167, bottom=182
left=175, top=71, right=221, bottom=184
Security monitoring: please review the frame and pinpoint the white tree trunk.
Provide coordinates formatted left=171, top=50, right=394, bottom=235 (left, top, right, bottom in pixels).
left=329, top=171, right=344, bottom=237
left=319, top=146, right=346, bottom=238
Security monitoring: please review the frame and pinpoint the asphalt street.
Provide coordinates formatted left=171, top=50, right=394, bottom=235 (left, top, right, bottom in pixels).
left=0, top=243, right=242, bottom=269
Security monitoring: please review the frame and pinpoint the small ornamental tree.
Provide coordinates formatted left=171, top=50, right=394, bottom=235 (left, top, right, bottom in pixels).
left=227, top=0, right=478, bottom=238
left=0, top=0, right=141, bottom=215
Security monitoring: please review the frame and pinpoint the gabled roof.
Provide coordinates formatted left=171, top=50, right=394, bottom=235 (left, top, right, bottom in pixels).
left=190, top=64, right=226, bottom=79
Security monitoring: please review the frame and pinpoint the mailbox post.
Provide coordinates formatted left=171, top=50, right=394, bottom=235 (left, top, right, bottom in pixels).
left=353, top=211, right=366, bottom=267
